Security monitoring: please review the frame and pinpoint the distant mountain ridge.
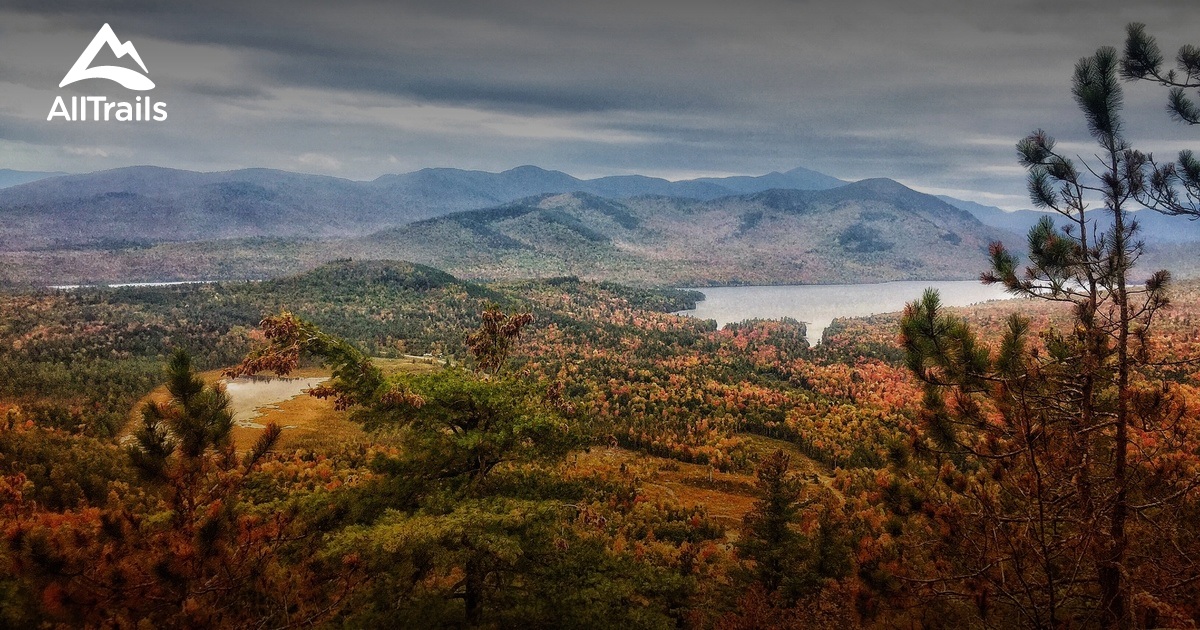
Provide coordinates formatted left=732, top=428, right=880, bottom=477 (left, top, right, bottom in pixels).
left=937, top=195, right=1200, bottom=245
left=357, top=178, right=995, bottom=285
left=9, top=162, right=1200, bottom=251
left=363, top=164, right=846, bottom=210
left=5, top=161, right=1198, bottom=285
left=0, top=169, right=68, bottom=190
left=0, top=164, right=846, bottom=250
left=692, top=167, right=846, bottom=193
left=0, top=178, right=1014, bottom=286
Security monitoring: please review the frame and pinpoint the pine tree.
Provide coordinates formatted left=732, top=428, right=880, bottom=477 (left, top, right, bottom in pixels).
left=9, top=351, right=333, bottom=627
left=130, top=349, right=236, bottom=479
left=229, top=309, right=581, bottom=626
left=901, top=41, right=1200, bottom=628
left=1121, top=23, right=1200, bottom=216
left=739, top=450, right=808, bottom=597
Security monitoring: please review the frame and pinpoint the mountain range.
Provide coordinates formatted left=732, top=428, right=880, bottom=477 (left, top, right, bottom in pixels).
left=0, top=163, right=1196, bottom=286
left=0, top=165, right=844, bottom=250
left=339, top=180, right=1009, bottom=286
left=937, top=196, right=1200, bottom=245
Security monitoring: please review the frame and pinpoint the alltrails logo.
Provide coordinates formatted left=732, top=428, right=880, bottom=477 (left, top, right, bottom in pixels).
left=47, top=24, right=167, bottom=122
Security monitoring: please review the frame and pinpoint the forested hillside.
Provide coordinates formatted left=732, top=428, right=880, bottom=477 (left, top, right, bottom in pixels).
left=0, top=179, right=1014, bottom=287
left=3, top=260, right=1200, bottom=626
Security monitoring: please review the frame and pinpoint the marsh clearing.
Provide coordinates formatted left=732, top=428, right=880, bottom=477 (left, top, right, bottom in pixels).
left=129, top=358, right=443, bottom=451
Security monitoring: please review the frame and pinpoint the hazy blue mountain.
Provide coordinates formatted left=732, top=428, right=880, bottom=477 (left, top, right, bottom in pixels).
left=344, top=178, right=1009, bottom=286
left=0, top=163, right=851, bottom=250
left=0, top=169, right=68, bottom=189
left=0, top=177, right=1014, bottom=286
left=938, top=195, right=1200, bottom=245
left=1125, top=211, right=1200, bottom=244
left=371, top=164, right=843, bottom=204
left=584, top=175, right=733, bottom=199
left=0, top=166, right=392, bottom=249
left=694, top=166, right=847, bottom=193
left=372, top=165, right=583, bottom=206
left=935, top=196, right=1045, bottom=236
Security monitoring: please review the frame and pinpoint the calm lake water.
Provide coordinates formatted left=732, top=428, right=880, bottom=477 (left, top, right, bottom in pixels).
left=675, top=281, right=1016, bottom=344
left=48, top=280, right=230, bottom=290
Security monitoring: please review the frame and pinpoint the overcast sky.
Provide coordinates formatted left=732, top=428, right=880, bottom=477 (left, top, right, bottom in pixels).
left=0, top=0, right=1197, bottom=208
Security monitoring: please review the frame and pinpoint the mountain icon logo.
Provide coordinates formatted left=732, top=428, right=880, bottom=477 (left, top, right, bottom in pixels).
left=59, top=24, right=155, bottom=91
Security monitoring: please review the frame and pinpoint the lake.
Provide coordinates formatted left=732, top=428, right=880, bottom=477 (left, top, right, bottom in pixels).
left=675, top=280, right=1016, bottom=344
left=48, top=280, right=234, bottom=290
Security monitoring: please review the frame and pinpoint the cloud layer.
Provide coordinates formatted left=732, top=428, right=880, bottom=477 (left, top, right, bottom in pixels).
left=0, top=0, right=1196, bottom=207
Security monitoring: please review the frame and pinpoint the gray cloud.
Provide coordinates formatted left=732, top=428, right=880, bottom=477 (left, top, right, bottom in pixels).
left=182, top=81, right=271, bottom=100
left=0, top=0, right=1197, bottom=208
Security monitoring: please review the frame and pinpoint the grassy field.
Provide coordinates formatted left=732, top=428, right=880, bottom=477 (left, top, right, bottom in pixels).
left=571, top=433, right=831, bottom=529
left=128, top=359, right=444, bottom=452
left=126, top=357, right=829, bottom=529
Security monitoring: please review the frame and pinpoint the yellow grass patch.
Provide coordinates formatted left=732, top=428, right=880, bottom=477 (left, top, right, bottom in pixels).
left=127, top=360, right=438, bottom=452
left=572, top=447, right=760, bottom=526
left=570, top=435, right=832, bottom=529
left=230, top=388, right=358, bottom=452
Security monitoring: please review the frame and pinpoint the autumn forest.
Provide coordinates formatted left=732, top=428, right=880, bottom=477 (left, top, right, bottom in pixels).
left=4, top=21, right=1200, bottom=630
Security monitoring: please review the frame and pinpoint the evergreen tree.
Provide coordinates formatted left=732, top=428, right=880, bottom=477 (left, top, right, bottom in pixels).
left=900, top=39, right=1200, bottom=628
left=739, top=450, right=809, bottom=597
left=229, top=309, right=587, bottom=626
left=6, top=351, right=339, bottom=627
left=732, top=448, right=852, bottom=626
left=1121, top=23, right=1200, bottom=216
left=130, top=348, right=237, bottom=479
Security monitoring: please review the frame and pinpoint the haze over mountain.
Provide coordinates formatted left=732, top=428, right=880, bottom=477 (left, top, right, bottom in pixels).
left=0, top=169, right=67, bottom=190
left=5, top=161, right=1198, bottom=287
left=0, top=167, right=389, bottom=249
left=0, top=164, right=846, bottom=250
left=938, top=195, right=1200, bottom=245
left=0, top=176, right=1011, bottom=287
left=346, top=179, right=1006, bottom=286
